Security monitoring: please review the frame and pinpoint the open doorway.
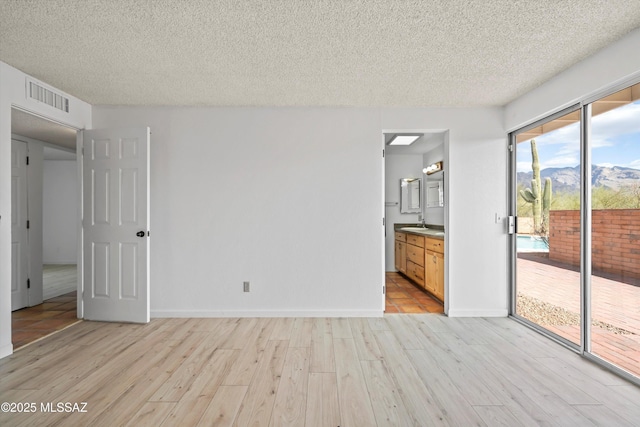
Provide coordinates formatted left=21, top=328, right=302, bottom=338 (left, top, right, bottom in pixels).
left=11, top=108, right=79, bottom=349
left=42, top=145, right=77, bottom=300
left=383, top=130, right=447, bottom=314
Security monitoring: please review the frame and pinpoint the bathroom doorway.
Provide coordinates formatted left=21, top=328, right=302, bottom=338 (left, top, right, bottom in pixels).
left=382, top=129, right=448, bottom=313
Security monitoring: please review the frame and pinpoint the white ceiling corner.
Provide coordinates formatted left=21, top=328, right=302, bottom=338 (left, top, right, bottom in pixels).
left=1, top=1, right=640, bottom=108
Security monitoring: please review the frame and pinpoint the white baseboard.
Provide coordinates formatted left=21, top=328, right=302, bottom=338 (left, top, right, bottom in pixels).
left=151, top=309, right=383, bottom=318
left=447, top=308, right=508, bottom=317
left=0, top=343, right=13, bottom=359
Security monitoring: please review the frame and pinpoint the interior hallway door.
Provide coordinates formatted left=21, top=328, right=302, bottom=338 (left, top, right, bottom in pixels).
left=82, top=127, right=150, bottom=323
left=11, top=140, right=29, bottom=310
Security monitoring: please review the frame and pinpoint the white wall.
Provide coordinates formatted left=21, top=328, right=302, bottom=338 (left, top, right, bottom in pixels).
left=43, top=160, right=77, bottom=263
left=384, top=154, right=423, bottom=271
left=94, top=105, right=509, bottom=318
left=93, top=106, right=384, bottom=316
left=0, top=62, right=91, bottom=358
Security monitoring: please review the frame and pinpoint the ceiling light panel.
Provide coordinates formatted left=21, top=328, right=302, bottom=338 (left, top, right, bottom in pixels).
left=389, top=135, right=420, bottom=145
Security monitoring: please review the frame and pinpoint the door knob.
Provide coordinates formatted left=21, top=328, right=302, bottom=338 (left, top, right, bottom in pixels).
left=136, top=231, right=145, bottom=237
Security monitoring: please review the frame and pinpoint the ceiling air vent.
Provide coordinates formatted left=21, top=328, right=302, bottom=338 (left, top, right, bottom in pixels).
left=26, top=78, right=69, bottom=113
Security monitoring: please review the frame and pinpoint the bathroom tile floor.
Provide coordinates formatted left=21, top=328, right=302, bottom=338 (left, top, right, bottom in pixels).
left=12, top=292, right=79, bottom=350
left=385, top=272, right=444, bottom=314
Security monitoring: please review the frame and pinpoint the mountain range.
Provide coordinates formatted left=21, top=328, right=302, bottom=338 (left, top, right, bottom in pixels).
left=517, top=165, right=640, bottom=192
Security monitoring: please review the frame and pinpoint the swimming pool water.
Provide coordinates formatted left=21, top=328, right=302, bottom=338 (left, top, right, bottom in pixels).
left=517, top=235, right=549, bottom=251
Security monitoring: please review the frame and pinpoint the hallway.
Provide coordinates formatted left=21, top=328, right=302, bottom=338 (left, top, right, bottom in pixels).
left=12, top=264, right=78, bottom=349
left=11, top=291, right=79, bottom=349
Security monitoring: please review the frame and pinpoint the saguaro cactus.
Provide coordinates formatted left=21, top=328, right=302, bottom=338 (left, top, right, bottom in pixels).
left=520, top=139, right=552, bottom=235
left=541, top=175, right=552, bottom=234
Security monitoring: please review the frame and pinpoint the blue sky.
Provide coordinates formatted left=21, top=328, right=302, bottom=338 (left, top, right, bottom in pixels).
left=517, top=100, right=640, bottom=172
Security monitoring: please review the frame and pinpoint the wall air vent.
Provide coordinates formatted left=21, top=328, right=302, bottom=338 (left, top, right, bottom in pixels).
left=26, top=78, right=69, bottom=113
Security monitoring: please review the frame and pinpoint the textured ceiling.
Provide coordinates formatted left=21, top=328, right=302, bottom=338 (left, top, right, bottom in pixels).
left=1, top=1, right=640, bottom=107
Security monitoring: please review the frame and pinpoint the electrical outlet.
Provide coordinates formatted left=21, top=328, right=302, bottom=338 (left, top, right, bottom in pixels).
left=243, top=281, right=250, bottom=292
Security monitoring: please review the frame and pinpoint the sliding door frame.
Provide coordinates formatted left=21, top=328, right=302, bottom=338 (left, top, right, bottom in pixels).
left=508, top=103, right=582, bottom=353
left=509, top=74, right=640, bottom=386
left=582, top=77, right=640, bottom=386
left=580, top=104, right=591, bottom=355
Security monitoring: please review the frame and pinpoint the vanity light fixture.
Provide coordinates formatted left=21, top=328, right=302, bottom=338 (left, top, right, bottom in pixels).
left=423, top=161, right=443, bottom=175
left=388, top=134, right=420, bottom=145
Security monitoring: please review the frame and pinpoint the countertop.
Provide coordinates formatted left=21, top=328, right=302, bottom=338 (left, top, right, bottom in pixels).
left=394, top=224, right=445, bottom=240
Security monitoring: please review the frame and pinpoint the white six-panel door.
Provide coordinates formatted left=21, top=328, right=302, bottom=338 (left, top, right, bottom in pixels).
left=82, top=128, right=150, bottom=323
left=11, top=140, right=29, bottom=311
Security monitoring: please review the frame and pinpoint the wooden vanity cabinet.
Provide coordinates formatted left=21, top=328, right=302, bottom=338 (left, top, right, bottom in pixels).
left=425, top=237, right=444, bottom=300
left=394, top=230, right=444, bottom=301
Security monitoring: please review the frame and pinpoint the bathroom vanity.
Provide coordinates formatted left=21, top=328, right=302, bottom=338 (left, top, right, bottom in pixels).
left=394, top=227, right=444, bottom=301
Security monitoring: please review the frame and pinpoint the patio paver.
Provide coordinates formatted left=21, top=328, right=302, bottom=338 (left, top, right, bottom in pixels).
left=517, top=256, right=640, bottom=378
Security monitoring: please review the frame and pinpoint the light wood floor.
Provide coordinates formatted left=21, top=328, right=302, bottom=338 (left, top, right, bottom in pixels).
left=1, top=316, right=639, bottom=426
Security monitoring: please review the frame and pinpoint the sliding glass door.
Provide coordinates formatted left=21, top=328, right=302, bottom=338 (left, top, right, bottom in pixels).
left=511, top=80, right=640, bottom=382
left=588, top=84, right=640, bottom=378
left=512, top=107, right=583, bottom=347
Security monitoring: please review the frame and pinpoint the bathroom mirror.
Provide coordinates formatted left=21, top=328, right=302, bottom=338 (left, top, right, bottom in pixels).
left=424, top=161, right=444, bottom=207
left=426, top=179, right=444, bottom=207
left=400, top=178, right=421, bottom=213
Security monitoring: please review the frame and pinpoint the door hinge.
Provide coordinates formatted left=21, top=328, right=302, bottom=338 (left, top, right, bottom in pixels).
left=27, top=278, right=31, bottom=289
left=383, top=285, right=386, bottom=294
left=26, top=156, right=29, bottom=165
left=382, top=149, right=385, bottom=158
left=508, top=144, right=514, bottom=152
left=383, top=217, right=385, bottom=226
left=26, top=220, right=30, bottom=229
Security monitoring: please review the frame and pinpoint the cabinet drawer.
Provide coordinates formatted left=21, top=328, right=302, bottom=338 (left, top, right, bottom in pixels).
left=406, top=244, right=424, bottom=266
left=425, top=237, right=444, bottom=253
left=406, top=234, right=424, bottom=247
left=406, top=261, right=425, bottom=286
left=395, top=232, right=406, bottom=242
